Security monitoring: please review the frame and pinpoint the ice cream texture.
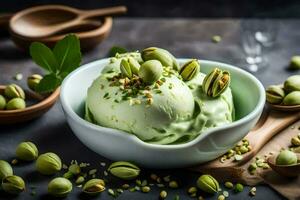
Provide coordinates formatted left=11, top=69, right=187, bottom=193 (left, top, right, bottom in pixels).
left=85, top=51, right=234, bottom=145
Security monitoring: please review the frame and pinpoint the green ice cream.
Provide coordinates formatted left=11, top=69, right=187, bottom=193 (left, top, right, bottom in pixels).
left=85, top=52, right=234, bottom=145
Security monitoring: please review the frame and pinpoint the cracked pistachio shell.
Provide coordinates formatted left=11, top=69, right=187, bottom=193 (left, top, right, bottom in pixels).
left=16, top=141, right=38, bottom=161
left=2, top=175, right=25, bottom=195
left=138, top=60, right=163, bottom=84
left=4, top=84, right=25, bottom=99
left=6, top=98, right=26, bottom=110
left=128, top=57, right=141, bottom=75
left=197, top=174, right=219, bottom=194
left=179, top=59, right=200, bottom=81
left=284, top=75, right=300, bottom=92
left=283, top=91, right=300, bottom=106
left=0, top=94, right=6, bottom=110
left=289, top=56, right=300, bottom=70
left=83, top=179, right=105, bottom=195
left=276, top=150, right=297, bottom=165
left=36, top=152, right=62, bottom=175
left=120, top=59, right=133, bottom=78
left=0, top=160, right=13, bottom=181
left=108, top=161, right=140, bottom=180
left=48, top=177, right=72, bottom=197
left=202, top=68, right=230, bottom=98
left=266, top=85, right=285, bottom=104
left=27, top=74, right=43, bottom=91
left=142, top=47, right=179, bottom=70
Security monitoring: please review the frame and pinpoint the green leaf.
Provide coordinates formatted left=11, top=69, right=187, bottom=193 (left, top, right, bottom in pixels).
left=53, top=34, right=81, bottom=74
left=108, top=46, right=127, bottom=57
left=35, top=74, right=61, bottom=93
left=30, top=42, right=59, bottom=73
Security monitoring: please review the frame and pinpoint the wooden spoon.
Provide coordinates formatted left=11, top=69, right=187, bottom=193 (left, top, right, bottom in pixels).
left=9, top=5, right=127, bottom=38
left=267, top=102, right=300, bottom=112
left=267, top=153, right=300, bottom=177
left=0, top=85, right=60, bottom=124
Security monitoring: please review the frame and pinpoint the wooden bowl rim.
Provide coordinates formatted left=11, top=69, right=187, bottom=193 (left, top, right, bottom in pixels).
left=0, top=86, right=60, bottom=116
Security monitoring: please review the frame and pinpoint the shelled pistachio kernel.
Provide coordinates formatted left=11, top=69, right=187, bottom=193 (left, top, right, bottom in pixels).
left=169, top=181, right=179, bottom=188
left=265, top=85, right=285, bottom=104
left=108, top=161, right=140, bottom=180
left=179, top=59, right=200, bottom=81
left=4, top=84, right=25, bottom=99
left=289, top=56, right=300, bottom=70
left=16, top=141, right=38, bottom=161
left=48, top=177, right=72, bottom=197
left=0, top=160, right=13, bottom=181
left=69, top=163, right=81, bottom=175
left=2, top=175, right=25, bottom=194
left=6, top=98, right=26, bottom=110
left=187, top=186, right=198, bottom=194
left=141, top=186, right=151, bottom=193
left=36, top=152, right=62, bottom=175
left=27, top=74, right=43, bottom=91
left=218, top=194, right=225, bottom=200
left=224, top=181, right=233, bottom=189
left=276, top=150, right=297, bottom=165
left=83, top=179, right=105, bottom=195
left=234, top=183, right=244, bottom=193
left=291, top=136, right=300, bottom=146
left=197, top=174, right=219, bottom=194
left=0, top=94, right=6, bottom=110
left=284, top=75, right=300, bottom=92
left=159, top=190, right=167, bottom=199
left=75, top=176, right=85, bottom=185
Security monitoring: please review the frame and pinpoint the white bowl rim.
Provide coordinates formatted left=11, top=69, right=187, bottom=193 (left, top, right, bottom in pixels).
left=61, top=58, right=265, bottom=150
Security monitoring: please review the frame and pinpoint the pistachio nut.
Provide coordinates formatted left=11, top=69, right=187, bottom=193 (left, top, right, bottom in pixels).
left=138, top=60, right=163, bottom=84
left=142, top=47, right=179, bottom=70
left=36, top=152, right=62, bottom=175
left=289, top=56, right=300, bottom=70
left=16, top=141, right=39, bottom=161
left=276, top=150, right=298, bottom=165
left=291, top=137, right=300, bottom=146
left=128, top=57, right=141, bottom=75
left=82, top=178, right=106, bottom=195
left=202, top=68, right=230, bottom=98
left=0, top=160, right=13, bottom=181
left=108, top=161, right=140, bottom=180
left=282, top=91, right=300, bottom=106
left=234, top=183, right=244, bottom=193
left=120, top=59, right=133, bottom=78
left=6, top=98, right=26, bottom=110
left=284, top=75, right=300, bottom=92
left=4, top=84, right=25, bottom=99
left=2, top=175, right=25, bottom=194
left=68, top=163, right=81, bottom=175
left=0, top=94, right=6, bottom=110
left=27, top=74, right=43, bottom=91
left=266, top=85, right=285, bottom=104
left=196, top=174, right=219, bottom=194
left=48, top=177, right=72, bottom=197
left=179, top=59, right=200, bottom=81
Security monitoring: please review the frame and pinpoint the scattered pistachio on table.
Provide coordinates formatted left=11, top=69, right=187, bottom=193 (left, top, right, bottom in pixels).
left=197, top=174, right=219, bottom=194
left=36, top=152, right=62, bottom=175
left=82, top=178, right=105, bottom=195
left=2, top=175, right=25, bottom=195
left=220, top=138, right=251, bottom=163
left=107, top=161, right=140, bottom=180
left=0, top=160, right=13, bottom=181
left=234, top=183, right=244, bottom=193
left=16, top=141, right=39, bottom=161
left=48, top=177, right=72, bottom=197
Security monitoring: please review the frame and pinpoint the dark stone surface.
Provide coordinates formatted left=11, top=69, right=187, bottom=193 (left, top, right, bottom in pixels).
left=0, top=18, right=294, bottom=199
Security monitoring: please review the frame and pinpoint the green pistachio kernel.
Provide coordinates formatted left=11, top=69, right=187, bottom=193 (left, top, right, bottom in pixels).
left=6, top=98, right=26, bottom=110
left=108, top=161, right=140, bottom=180
left=16, top=141, right=38, bottom=161
left=234, top=183, right=244, bottom=193
left=289, top=56, right=300, bottom=70
left=187, top=186, right=197, bottom=194
left=179, top=59, right=200, bottom=81
left=4, top=84, right=25, bottom=99
left=283, top=91, right=300, bottom=106
left=27, top=74, right=43, bottom=91
left=284, top=75, right=300, bottom=92
left=266, top=85, right=285, bottom=104
left=202, top=68, right=230, bottom=98
left=224, top=181, right=233, bottom=189
left=142, top=47, right=179, bottom=70
left=48, top=177, right=72, bottom=197
left=83, top=179, right=106, bottom=195
left=120, top=59, right=133, bottom=78
left=0, top=160, right=13, bottom=181
left=0, top=94, right=6, bottom=110
left=196, top=174, right=219, bottom=194
left=2, top=175, right=25, bottom=194
left=36, top=152, right=62, bottom=175
left=276, top=150, right=298, bottom=165
left=128, top=57, right=141, bottom=75
left=138, top=60, right=163, bottom=84
left=68, top=163, right=81, bottom=175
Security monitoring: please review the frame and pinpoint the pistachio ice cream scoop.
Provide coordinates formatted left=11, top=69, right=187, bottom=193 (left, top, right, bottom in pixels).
left=85, top=50, right=234, bottom=145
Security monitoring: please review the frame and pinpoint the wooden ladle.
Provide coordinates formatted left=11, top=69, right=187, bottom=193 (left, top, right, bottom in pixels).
left=267, top=153, right=300, bottom=177
left=9, top=5, right=127, bottom=38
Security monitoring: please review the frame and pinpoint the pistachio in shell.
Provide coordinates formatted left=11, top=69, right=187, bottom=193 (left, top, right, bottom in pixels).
left=27, top=74, right=43, bottom=91
left=282, top=91, right=300, bottom=106
left=138, top=60, right=163, bottom=84
left=196, top=174, right=219, bottom=194
left=2, top=175, right=25, bottom=195
left=0, top=160, right=13, bottom=181
left=107, top=161, right=140, bottom=180
left=284, top=75, right=300, bottom=92
left=276, top=150, right=298, bottom=165
left=4, top=84, right=25, bottom=99
left=16, top=141, right=39, bottom=161
left=179, top=59, right=200, bottom=81
left=36, top=152, right=62, bottom=175
left=48, top=177, right=72, bottom=197
left=82, top=178, right=106, bottom=195
left=0, top=94, right=6, bottom=110
left=6, top=98, right=26, bottom=110
left=289, top=56, right=300, bottom=70
left=266, top=85, right=285, bottom=104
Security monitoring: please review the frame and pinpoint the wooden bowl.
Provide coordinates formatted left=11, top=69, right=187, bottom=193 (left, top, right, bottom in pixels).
left=267, top=153, right=300, bottom=177
left=10, top=17, right=112, bottom=51
left=0, top=85, right=60, bottom=124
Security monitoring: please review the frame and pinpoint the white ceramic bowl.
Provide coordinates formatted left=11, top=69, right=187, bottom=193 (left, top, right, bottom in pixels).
left=61, top=59, right=265, bottom=168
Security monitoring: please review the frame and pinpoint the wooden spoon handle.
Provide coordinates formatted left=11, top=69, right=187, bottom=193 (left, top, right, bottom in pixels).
left=79, top=6, right=127, bottom=19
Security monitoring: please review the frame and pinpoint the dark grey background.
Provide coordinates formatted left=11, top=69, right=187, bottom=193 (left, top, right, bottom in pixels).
left=1, top=18, right=296, bottom=199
